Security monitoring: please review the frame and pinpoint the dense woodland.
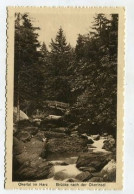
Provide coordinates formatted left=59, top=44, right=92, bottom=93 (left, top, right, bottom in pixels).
left=14, top=13, right=118, bottom=137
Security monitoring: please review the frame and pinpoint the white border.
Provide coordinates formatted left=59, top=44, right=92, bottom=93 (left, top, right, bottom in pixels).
left=0, top=0, right=134, bottom=193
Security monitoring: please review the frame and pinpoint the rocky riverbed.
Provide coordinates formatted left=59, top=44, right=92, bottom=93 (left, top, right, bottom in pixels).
left=13, top=112, right=116, bottom=182
left=44, top=135, right=116, bottom=182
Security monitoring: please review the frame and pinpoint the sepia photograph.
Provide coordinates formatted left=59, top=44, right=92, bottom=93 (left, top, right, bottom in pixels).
left=6, top=7, right=124, bottom=190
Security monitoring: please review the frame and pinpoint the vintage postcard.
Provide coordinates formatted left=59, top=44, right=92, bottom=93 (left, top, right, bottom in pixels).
left=6, top=7, right=124, bottom=190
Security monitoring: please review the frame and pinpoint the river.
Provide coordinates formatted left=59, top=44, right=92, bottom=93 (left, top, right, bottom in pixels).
left=43, top=136, right=108, bottom=182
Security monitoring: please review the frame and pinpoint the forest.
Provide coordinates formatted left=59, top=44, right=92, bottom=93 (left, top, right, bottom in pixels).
left=13, top=13, right=118, bottom=182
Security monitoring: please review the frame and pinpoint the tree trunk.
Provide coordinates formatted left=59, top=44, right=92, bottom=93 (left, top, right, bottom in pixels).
left=16, top=73, right=20, bottom=122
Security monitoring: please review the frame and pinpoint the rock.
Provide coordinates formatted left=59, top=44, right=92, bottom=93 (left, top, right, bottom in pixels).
left=102, top=138, right=116, bottom=152
left=13, top=107, right=29, bottom=123
left=14, top=159, right=54, bottom=181
left=32, top=119, right=41, bottom=126
left=44, top=131, right=66, bottom=138
left=71, top=131, right=79, bottom=137
left=65, top=178, right=79, bottom=182
left=54, top=171, right=69, bottom=180
left=50, top=127, right=67, bottom=133
left=33, top=118, right=41, bottom=122
left=103, top=133, right=108, bottom=137
left=15, top=131, right=31, bottom=142
left=13, top=137, right=25, bottom=155
left=107, top=135, right=113, bottom=139
left=81, top=133, right=88, bottom=139
left=87, top=137, right=94, bottom=144
left=79, top=167, right=96, bottom=173
left=20, top=126, right=38, bottom=135
left=14, top=126, right=39, bottom=142
left=46, top=136, right=88, bottom=157
left=14, top=126, right=38, bottom=142
left=88, top=177, right=103, bottom=182
left=75, top=171, right=92, bottom=181
left=46, top=115, right=62, bottom=120
left=13, top=137, right=52, bottom=181
left=41, top=118, right=68, bottom=128
left=101, top=159, right=116, bottom=182
left=76, top=152, right=113, bottom=172
left=60, top=162, right=69, bottom=166
left=14, top=137, right=46, bottom=164
left=92, top=134, right=100, bottom=141
left=35, top=131, right=45, bottom=141
left=50, top=161, right=69, bottom=166
left=65, top=157, right=78, bottom=164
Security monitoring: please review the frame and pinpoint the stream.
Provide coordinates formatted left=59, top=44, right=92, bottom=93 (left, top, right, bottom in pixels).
left=44, top=136, right=109, bottom=182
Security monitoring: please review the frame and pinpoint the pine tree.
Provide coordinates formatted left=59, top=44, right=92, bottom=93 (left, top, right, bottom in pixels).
left=14, top=13, right=42, bottom=117
left=72, top=14, right=118, bottom=137
left=40, top=42, right=48, bottom=63
left=49, top=27, right=72, bottom=75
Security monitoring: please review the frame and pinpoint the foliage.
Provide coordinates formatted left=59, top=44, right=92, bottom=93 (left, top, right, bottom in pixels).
left=71, top=14, right=118, bottom=137
left=14, top=13, right=118, bottom=137
left=14, top=13, right=43, bottom=115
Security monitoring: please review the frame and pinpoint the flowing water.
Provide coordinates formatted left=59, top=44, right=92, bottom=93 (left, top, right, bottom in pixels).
left=88, top=136, right=108, bottom=153
left=44, top=136, right=108, bottom=181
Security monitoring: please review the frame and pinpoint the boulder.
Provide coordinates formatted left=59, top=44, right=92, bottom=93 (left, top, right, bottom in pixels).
left=15, top=131, right=31, bottom=142
left=102, top=138, right=116, bottom=152
left=14, top=127, right=39, bottom=142
left=79, top=167, right=96, bottom=173
left=20, top=126, right=38, bottom=135
left=14, top=159, right=54, bottom=181
left=54, top=171, right=69, bottom=180
left=13, top=137, right=25, bottom=155
left=76, top=152, right=113, bottom=172
left=14, top=137, right=46, bottom=165
left=44, top=131, right=66, bottom=138
left=46, top=136, right=88, bottom=157
left=13, top=136, right=50, bottom=181
left=41, top=118, right=68, bottom=128
left=88, top=177, right=103, bottom=182
left=101, top=159, right=116, bottom=182
left=13, top=107, right=29, bottom=123
left=92, top=134, right=100, bottom=141
left=75, top=171, right=92, bottom=181
left=65, top=178, right=79, bottom=182
left=87, top=137, right=94, bottom=144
